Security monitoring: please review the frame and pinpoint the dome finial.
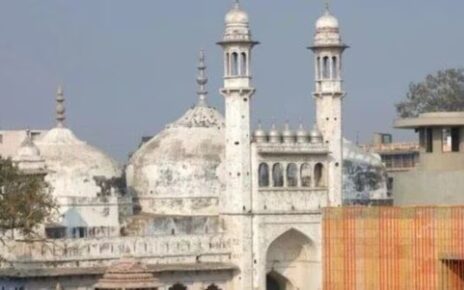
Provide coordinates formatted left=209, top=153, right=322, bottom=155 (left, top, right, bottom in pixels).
left=234, top=0, right=240, bottom=9
left=55, top=85, right=66, bottom=128
left=324, top=0, right=330, bottom=13
left=196, top=50, right=208, bottom=107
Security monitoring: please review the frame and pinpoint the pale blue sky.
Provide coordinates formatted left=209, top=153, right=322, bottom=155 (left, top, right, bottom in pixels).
left=0, top=0, right=463, bottom=161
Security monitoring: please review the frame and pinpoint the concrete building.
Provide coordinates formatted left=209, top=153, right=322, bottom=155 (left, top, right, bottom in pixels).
left=0, top=3, right=387, bottom=290
left=394, top=112, right=464, bottom=205
left=362, top=132, right=419, bottom=197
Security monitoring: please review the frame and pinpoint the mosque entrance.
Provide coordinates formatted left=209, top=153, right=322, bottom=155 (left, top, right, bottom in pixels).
left=266, top=271, right=291, bottom=290
left=266, top=229, right=315, bottom=290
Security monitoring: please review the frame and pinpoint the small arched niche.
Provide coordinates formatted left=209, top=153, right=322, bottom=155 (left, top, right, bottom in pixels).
left=272, top=163, right=284, bottom=187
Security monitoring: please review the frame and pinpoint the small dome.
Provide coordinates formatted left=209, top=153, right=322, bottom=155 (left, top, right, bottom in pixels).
left=296, top=123, right=310, bottom=143
left=15, top=138, right=40, bottom=159
left=254, top=122, right=267, bottom=143
left=310, top=124, right=323, bottom=143
left=269, top=124, right=281, bottom=143
left=13, top=132, right=47, bottom=174
left=316, top=9, right=339, bottom=31
left=282, top=123, right=296, bottom=143
left=225, top=3, right=249, bottom=25
left=36, top=127, right=121, bottom=198
left=313, top=7, right=343, bottom=47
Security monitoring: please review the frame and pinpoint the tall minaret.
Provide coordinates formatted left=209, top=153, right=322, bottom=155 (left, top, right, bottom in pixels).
left=309, top=5, right=348, bottom=206
left=218, top=0, right=258, bottom=214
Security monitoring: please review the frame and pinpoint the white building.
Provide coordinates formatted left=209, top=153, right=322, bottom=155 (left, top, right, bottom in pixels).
left=0, top=3, right=386, bottom=290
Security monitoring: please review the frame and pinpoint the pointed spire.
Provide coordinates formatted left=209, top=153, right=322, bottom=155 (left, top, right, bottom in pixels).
left=55, top=85, right=66, bottom=128
left=284, top=121, right=290, bottom=131
left=324, top=0, right=330, bottom=13
left=22, top=129, right=33, bottom=147
left=196, top=50, right=208, bottom=107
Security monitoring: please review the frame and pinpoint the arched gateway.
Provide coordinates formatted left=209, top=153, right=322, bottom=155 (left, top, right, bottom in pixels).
left=266, top=229, right=315, bottom=290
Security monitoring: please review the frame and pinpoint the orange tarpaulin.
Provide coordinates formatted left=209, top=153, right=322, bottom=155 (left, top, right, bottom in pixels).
left=323, top=207, right=464, bottom=290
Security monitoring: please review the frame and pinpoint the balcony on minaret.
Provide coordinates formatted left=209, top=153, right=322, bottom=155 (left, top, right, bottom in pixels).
left=316, top=79, right=343, bottom=95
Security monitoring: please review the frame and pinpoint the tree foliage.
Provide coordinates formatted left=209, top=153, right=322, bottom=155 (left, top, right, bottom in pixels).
left=396, top=68, right=464, bottom=118
left=0, top=157, right=56, bottom=240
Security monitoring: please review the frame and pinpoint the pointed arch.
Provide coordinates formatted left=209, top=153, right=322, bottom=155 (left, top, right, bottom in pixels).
left=241, top=52, right=248, bottom=76
left=332, top=56, right=338, bottom=79
left=314, top=163, right=325, bottom=187
left=266, top=229, right=315, bottom=290
left=231, top=52, right=239, bottom=76
left=322, top=56, right=330, bottom=79
left=259, top=163, right=270, bottom=187
left=286, top=163, right=298, bottom=187
left=300, top=163, right=312, bottom=187
left=272, top=163, right=284, bottom=187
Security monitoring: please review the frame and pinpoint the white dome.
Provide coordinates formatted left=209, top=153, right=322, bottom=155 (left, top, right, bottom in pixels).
left=313, top=8, right=343, bottom=47
left=36, top=127, right=121, bottom=198
left=316, top=10, right=339, bottom=31
left=127, top=105, right=225, bottom=215
left=13, top=134, right=47, bottom=174
left=225, top=3, right=249, bottom=25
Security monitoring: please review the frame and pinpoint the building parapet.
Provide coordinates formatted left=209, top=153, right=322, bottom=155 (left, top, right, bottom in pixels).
left=0, top=234, right=236, bottom=270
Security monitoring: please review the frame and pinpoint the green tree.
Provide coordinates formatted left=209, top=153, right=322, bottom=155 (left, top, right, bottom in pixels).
left=0, top=157, right=56, bottom=241
left=396, top=68, right=464, bottom=118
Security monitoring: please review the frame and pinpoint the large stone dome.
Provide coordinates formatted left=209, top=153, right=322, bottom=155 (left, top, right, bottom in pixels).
left=36, top=127, right=122, bottom=198
left=126, top=104, right=225, bottom=215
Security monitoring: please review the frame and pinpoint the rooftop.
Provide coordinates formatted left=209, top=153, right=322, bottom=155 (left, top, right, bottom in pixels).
left=395, top=112, right=464, bottom=129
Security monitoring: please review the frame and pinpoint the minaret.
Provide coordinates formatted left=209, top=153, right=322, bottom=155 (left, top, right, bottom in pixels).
left=218, top=0, right=258, bottom=214
left=55, top=85, right=66, bottom=128
left=309, top=5, right=348, bottom=206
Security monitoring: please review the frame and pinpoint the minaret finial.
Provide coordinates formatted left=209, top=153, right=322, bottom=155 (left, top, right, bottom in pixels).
left=234, top=0, right=240, bottom=9
left=55, top=85, right=66, bottom=128
left=324, top=0, right=330, bottom=13
left=196, top=50, right=208, bottom=106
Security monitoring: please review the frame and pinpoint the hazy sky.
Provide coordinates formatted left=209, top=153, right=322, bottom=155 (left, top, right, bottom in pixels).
left=0, top=0, right=463, bottom=161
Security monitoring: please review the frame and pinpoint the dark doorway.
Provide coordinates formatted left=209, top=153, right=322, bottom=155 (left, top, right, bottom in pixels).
left=267, top=274, right=281, bottom=290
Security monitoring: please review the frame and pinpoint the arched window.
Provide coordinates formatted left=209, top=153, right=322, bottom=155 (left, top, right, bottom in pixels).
left=225, top=52, right=230, bottom=76
left=323, top=56, right=330, bottom=79
left=332, top=56, right=338, bottom=79
left=301, top=163, right=312, bottom=187
left=169, top=284, right=187, bottom=290
left=314, top=163, right=325, bottom=187
left=286, top=163, right=298, bottom=187
left=206, top=284, right=221, bottom=290
left=272, top=163, right=284, bottom=187
left=231, top=52, right=239, bottom=76
left=259, top=163, right=270, bottom=187
left=316, top=57, right=321, bottom=79
left=241, top=52, right=247, bottom=76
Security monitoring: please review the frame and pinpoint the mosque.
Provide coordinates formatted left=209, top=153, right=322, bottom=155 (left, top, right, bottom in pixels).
left=0, top=2, right=387, bottom=290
